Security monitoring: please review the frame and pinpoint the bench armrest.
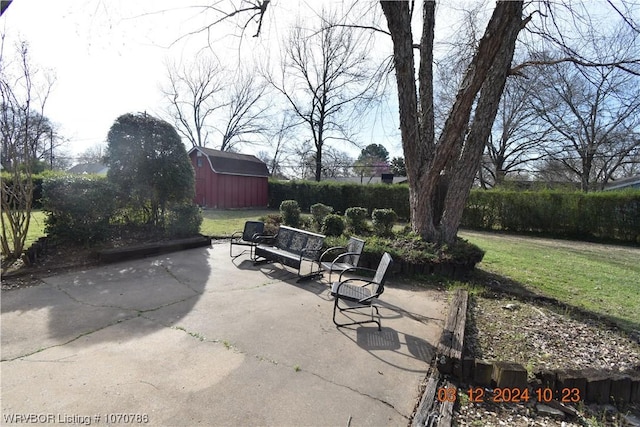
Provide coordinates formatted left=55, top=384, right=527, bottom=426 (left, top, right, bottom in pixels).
left=319, top=246, right=346, bottom=262
left=253, top=233, right=276, bottom=245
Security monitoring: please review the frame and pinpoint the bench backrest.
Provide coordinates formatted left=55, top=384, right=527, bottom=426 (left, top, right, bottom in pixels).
left=275, top=226, right=325, bottom=256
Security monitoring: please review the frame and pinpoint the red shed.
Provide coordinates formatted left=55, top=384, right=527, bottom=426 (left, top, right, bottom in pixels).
left=189, top=147, right=270, bottom=209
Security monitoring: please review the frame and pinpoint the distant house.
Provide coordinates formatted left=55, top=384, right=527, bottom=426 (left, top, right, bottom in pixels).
left=189, top=147, right=270, bottom=209
left=326, top=173, right=408, bottom=185
left=67, top=163, right=109, bottom=175
left=604, top=175, right=640, bottom=191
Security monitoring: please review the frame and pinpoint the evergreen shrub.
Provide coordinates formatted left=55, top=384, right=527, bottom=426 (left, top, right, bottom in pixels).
left=42, top=175, right=117, bottom=245
left=279, top=200, right=301, bottom=227
left=166, top=203, right=203, bottom=237
left=345, top=207, right=368, bottom=234
left=372, top=208, right=397, bottom=236
left=310, top=203, right=333, bottom=229
left=462, top=189, right=640, bottom=243
left=269, top=179, right=410, bottom=220
left=322, top=214, right=345, bottom=237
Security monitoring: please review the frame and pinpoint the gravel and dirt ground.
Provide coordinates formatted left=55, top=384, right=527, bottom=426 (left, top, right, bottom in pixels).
left=453, top=293, right=640, bottom=427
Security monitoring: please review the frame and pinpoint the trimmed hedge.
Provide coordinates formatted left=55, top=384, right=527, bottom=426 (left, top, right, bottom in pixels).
left=322, top=214, right=345, bottom=236
left=268, top=179, right=410, bottom=220
left=269, top=180, right=640, bottom=244
left=462, top=189, right=640, bottom=243
left=1, top=171, right=67, bottom=209
left=42, top=175, right=118, bottom=244
left=372, top=208, right=398, bottom=236
left=345, top=207, right=369, bottom=234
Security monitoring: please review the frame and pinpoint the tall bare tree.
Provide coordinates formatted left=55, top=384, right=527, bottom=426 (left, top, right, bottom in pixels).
left=1, top=39, right=54, bottom=260
left=482, top=74, right=554, bottom=187
left=163, top=57, right=269, bottom=151
left=268, top=11, right=384, bottom=181
left=218, top=68, right=270, bottom=151
left=532, top=57, right=640, bottom=191
left=180, top=0, right=639, bottom=243
left=258, top=113, right=291, bottom=176
left=77, top=143, right=108, bottom=164
left=380, top=1, right=526, bottom=243
left=163, top=56, right=225, bottom=148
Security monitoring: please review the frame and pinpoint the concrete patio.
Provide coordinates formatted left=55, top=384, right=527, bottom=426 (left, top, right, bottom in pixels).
left=1, top=242, right=447, bottom=426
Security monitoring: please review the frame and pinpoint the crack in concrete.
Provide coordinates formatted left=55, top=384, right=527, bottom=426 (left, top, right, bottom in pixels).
left=159, top=264, right=203, bottom=295
left=146, top=323, right=409, bottom=419
left=0, top=316, right=134, bottom=362
left=305, top=369, right=409, bottom=419
left=2, top=283, right=202, bottom=362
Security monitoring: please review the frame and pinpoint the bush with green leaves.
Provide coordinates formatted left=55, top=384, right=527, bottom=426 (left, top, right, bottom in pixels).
left=268, top=179, right=410, bottom=220
left=258, top=213, right=282, bottom=235
left=42, top=175, right=118, bottom=245
left=165, top=203, right=203, bottom=237
left=372, top=208, right=397, bottom=236
left=310, top=203, right=333, bottom=229
left=461, top=189, right=640, bottom=243
left=106, top=112, right=195, bottom=228
left=345, top=207, right=368, bottom=234
left=323, top=233, right=484, bottom=273
left=280, top=200, right=301, bottom=227
left=322, top=214, right=345, bottom=237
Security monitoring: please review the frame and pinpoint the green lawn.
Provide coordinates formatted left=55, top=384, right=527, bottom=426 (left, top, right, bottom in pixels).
left=460, top=230, right=640, bottom=332
left=200, top=209, right=275, bottom=237
left=1, top=210, right=47, bottom=250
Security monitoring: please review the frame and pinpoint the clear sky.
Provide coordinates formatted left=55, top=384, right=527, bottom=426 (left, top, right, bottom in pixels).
left=2, top=0, right=243, bottom=160
left=2, top=0, right=414, bottom=164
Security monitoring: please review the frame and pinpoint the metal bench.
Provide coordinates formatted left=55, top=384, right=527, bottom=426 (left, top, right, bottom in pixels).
left=254, top=226, right=325, bottom=281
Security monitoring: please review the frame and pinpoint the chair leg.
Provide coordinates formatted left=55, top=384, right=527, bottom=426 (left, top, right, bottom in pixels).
left=333, top=298, right=381, bottom=331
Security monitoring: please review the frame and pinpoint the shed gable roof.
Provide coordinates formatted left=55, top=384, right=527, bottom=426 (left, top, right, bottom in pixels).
left=191, top=147, right=270, bottom=178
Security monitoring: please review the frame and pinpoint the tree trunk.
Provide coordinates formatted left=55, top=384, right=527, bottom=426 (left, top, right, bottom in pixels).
left=440, top=8, right=523, bottom=243
left=315, top=143, right=322, bottom=182
left=381, top=0, right=524, bottom=244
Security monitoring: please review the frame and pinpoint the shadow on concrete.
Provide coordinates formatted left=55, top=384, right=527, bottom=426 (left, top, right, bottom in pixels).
left=356, top=328, right=433, bottom=362
left=339, top=326, right=435, bottom=372
left=233, top=256, right=332, bottom=299
left=1, top=246, right=211, bottom=358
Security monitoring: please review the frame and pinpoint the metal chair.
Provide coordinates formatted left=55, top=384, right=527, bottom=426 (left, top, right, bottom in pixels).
left=229, top=221, right=265, bottom=259
left=331, top=252, right=393, bottom=331
left=319, top=237, right=365, bottom=283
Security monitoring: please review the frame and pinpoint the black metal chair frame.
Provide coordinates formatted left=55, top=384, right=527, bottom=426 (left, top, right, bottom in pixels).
left=319, top=237, right=366, bottom=284
left=229, top=221, right=265, bottom=260
left=331, top=252, right=393, bottom=331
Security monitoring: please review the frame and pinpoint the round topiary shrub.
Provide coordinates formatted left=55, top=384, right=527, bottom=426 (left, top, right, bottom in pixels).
left=322, top=214, right=346, bottom=237
left=310, top=203, right=333, bottom=230
left=280, top=200, right=301, bottom=227
left=372, top=208, right=397, bottom=236
left=345, top=206, right=368, bottom=234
